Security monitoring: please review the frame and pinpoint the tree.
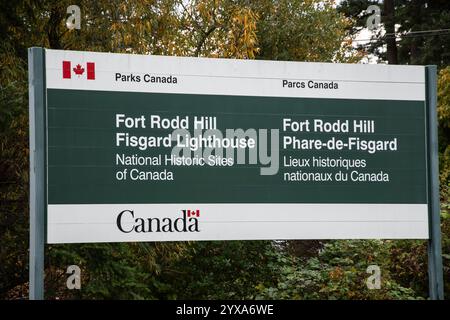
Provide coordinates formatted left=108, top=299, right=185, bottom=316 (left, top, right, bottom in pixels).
left=438, top=67, right=450, bottom=185
left=339, top=0, right=450, bottom=300
left=383, top=0, right=397, bottom=64
left=338, top=0, right=450, bottom=67
left=0, top=0, right=361, bottom=299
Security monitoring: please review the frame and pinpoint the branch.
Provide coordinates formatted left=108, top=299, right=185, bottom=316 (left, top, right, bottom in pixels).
left=194, top=25, right=216, bottom=57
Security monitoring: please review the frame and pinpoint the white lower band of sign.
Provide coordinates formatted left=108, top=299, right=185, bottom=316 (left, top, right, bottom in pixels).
left=47, top=203, right=429, bottom=243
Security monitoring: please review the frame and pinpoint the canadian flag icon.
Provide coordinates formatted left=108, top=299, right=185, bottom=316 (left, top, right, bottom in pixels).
left=62, top=61, right=95, bottom=80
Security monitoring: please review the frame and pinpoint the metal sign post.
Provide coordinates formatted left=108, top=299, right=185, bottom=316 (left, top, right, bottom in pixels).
left=28, top=47, right=46, bottom=300
left=425, top=65, right=444, bottom=300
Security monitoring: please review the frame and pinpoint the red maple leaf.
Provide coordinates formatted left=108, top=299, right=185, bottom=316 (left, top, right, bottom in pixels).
left=73, top=64, right=84, bottom=76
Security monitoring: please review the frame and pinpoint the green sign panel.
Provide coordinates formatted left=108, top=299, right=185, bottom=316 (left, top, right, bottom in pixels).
left=48, top=90, right=426, bottom=205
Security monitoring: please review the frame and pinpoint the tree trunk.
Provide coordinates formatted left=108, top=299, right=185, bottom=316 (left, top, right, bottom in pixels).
left=384, top=0, right=398, bottom=64
left=409, top=0, right=422, bottom=64
left=47, top=5, right=64, bottom=49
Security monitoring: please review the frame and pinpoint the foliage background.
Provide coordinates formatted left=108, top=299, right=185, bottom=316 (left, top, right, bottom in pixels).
left=0, top=0, right=449, bottom=300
